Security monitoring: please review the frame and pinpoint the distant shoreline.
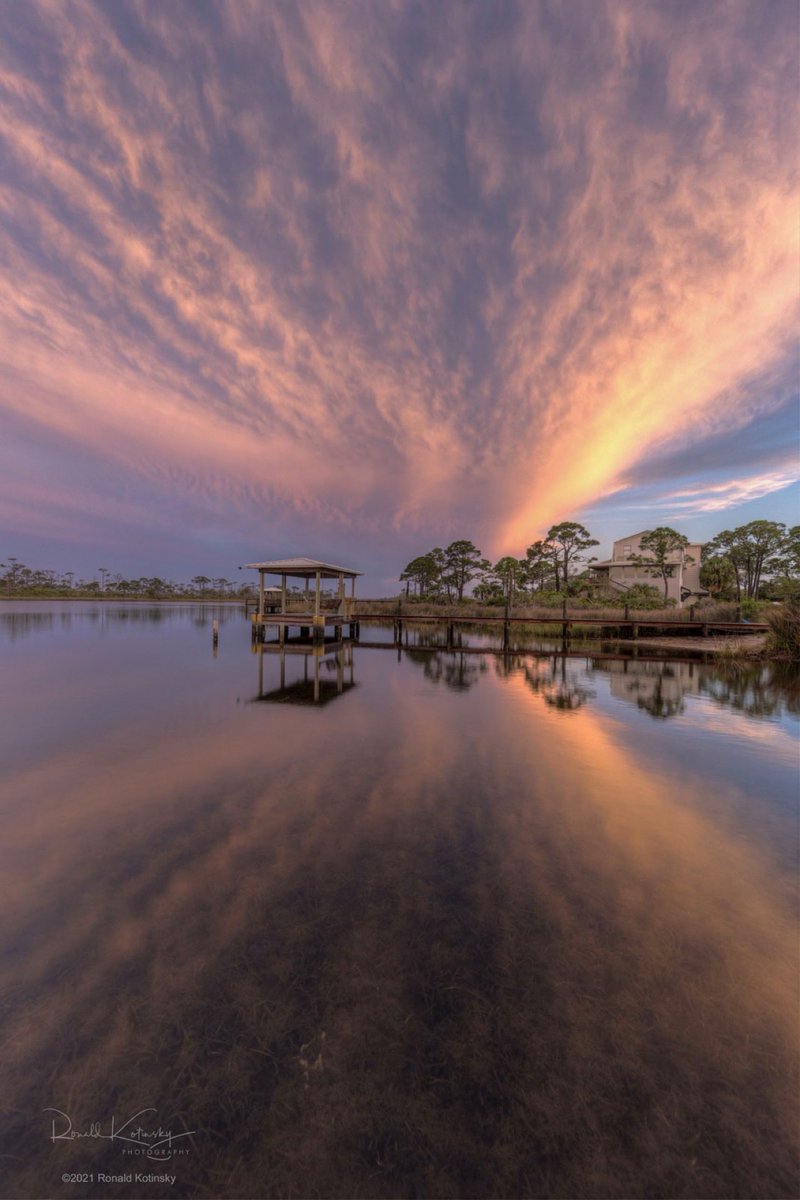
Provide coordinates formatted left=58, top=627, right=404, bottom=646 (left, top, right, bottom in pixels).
left=0, top=596, right=248, bottom=604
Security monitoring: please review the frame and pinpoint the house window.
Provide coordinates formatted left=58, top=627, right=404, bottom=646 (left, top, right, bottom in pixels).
left=623, top=543, right=631, bottom=556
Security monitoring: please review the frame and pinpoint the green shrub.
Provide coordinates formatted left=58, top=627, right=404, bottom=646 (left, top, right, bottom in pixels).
left=623, top=585, right=671, bottom=609
left=739, top=598, right=762, bottom=620
left=766, top=577, right=800, bottom=602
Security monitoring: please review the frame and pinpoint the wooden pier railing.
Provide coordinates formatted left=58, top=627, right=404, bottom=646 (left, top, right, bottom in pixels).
left=349, top=612, right=768, bottom=640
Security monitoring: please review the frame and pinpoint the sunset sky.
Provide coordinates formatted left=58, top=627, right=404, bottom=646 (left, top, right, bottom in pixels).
left=1, top=0, right=797, bottom=593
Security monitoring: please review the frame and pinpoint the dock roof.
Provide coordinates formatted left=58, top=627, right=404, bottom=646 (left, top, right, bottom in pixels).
left=245, top=556, right=362, bottom=578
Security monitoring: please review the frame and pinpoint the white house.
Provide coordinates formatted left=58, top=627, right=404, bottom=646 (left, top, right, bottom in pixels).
left=590, top=530, right=707, bottom=606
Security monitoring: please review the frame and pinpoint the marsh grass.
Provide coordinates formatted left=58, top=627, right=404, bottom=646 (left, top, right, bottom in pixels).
left=356, top=599, right=761, bottom=626
left=765, top=601, right=800, bottom=660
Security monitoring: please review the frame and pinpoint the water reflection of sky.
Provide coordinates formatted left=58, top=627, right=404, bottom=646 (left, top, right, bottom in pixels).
left=1, top=605, right=798, bottom=1199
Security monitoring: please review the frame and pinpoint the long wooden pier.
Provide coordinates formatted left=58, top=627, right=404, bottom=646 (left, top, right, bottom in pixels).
left=349, top=612, right=768, bottom=641
left=244, top=597, right=768, bottom=647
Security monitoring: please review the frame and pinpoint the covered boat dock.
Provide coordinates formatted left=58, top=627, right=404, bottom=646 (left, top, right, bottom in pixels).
left=245, top=556, right=362, bottom=643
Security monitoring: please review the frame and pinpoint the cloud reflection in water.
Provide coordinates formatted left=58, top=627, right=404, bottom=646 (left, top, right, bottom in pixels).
left=0, top=626, right=797, bottom=1198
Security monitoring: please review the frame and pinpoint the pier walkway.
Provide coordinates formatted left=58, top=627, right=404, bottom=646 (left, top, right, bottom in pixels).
left=349, top=611, right=769, bottom=643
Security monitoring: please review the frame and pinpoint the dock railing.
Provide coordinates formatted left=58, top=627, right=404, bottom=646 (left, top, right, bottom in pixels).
left=344, top=598, right=767, bottom=641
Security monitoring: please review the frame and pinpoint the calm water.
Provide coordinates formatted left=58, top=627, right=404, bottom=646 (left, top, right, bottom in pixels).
left=1, top=603, right=798, bottom=1200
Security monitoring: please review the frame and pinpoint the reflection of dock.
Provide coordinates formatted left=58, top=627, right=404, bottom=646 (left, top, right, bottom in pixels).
left=252, top=641, right=356, bottom=706
left=355, top=638, right=718, bottom=665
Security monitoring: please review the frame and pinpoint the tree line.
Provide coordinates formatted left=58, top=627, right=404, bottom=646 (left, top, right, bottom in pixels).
left=400, top=523, right=602, bottom=604
left=701, top=521, right=799, bottom=600
left=3, top=518, right=797, bottom=603
left=400, top=520, right=799, bottom=605
left=0, top=559, right=254, bottom=599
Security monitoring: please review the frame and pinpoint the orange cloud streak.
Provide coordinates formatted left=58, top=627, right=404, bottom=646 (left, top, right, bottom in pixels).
left=0, top=1, right=795, bottom=553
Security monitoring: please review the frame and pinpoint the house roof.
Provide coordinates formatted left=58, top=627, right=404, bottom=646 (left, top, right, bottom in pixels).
left=613, top=530, right=704, bottom=548
left=245, top=556, right=362, bottom=578
left=613, top=530, right=652, bottom=543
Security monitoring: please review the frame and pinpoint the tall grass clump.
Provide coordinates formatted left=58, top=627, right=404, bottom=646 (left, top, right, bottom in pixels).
left=765, top=600, right=800, bottom=659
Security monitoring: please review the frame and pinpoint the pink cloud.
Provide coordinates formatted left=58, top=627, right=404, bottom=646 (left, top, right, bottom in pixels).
left=0, top=1, right=796, bottom=564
